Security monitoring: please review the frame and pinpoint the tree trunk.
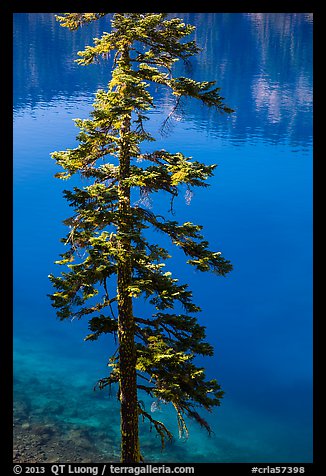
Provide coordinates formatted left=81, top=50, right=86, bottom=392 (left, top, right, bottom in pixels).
left=117, top=44, right=140, bottom=463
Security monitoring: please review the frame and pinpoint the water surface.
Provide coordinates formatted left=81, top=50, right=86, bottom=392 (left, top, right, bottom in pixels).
left=13, top=13, right=313, bottom=463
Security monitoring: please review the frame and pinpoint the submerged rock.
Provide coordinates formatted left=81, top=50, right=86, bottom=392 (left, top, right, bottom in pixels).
left=13, top=407, right=119, bottom=464
left=14, top=399, right=31, bottom=421
left=43, top=401, right=65, bottom=416
left=33, top=424, right=56, bottom=437
left=66, top=428, right=93, bottom=450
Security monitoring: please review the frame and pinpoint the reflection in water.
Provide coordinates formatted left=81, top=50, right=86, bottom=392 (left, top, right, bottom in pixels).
left=13, top=13, right=112, bottom=111
left=247, top=13, right=312, bottom=145
left=14, top=13, right=312, bottom=149
left=166, top=13, right=312, bottom=148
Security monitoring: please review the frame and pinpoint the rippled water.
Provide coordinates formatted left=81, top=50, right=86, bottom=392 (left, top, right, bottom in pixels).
left=13, top=13, right=313, bottom=463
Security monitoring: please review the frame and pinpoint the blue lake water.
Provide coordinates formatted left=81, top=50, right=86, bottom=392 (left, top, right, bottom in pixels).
left=13, top=13, right=313, bottom=463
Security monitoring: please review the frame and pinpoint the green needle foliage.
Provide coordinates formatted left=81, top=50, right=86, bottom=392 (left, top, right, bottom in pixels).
left=49, top=12, right=233, bottom=463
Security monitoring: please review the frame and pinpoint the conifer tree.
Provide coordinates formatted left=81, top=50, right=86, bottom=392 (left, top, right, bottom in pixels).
left=49, top=13, right=233, bottom=463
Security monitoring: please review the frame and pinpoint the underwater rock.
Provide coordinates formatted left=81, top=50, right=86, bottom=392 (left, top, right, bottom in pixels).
left=65, top=427, right=94, bottom=450
left=13, top=413, right=119, bottom=463
left=14, top=399, right=31, bottom=421
left=150, top=401, right=160, bottom=412
left=43, top=401, right=65, bottom=416
left=32, top=424, right=56, bottom=444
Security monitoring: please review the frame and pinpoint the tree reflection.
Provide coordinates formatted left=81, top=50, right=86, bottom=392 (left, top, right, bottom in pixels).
left=14, top=13, right=312, bottom=149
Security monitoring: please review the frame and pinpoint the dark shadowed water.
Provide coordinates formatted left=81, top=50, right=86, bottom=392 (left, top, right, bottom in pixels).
left=13, top=13, right=313, bottom=463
